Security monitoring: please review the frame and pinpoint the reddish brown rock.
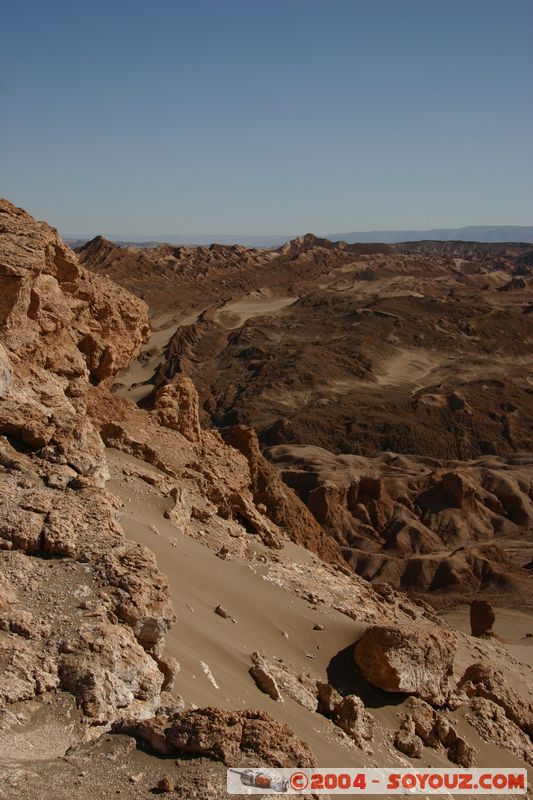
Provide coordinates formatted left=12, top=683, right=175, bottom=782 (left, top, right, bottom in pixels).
left=469, top=600, right=495, bottom=637
left=404, top=697, right=439, bottom=745
left=440, top=471, right=476, bottom=509
left=249, top=652, right=318, bottom=711
left=0, top=200, right=150, bottom=486
left=58, top=616, right=163, bottom=723
left=152, top=376, right=202, bottom=442
left=333, top=695, right=374, bottom=751
left=465, top=698, right=533, bottom=765
left=354, top=624, right=456, bottom=706
left=156, top=776, right=174, bottom=793
left=0, top=202, right=173, bottom=731
left=227, top=491, right=282, bottom=549
left=224, top=425, right=344, bottom=566
left=0, top=199, right=149, bottom=385
left=448, top=738, right=477, bottom=768
left=394, top=717, right=424, bottom=758
left=316, top=681, right=343, bottom=717
left=458, top=663, right=533, bottom=736
left=2, top=198, right=532, bottom=788
left=397, top=698, right=477, bottom=766
left=115, top=707, right=316, bottom=767
left=249, top=652, right=283, bottom=703
left=269, top=444, right=533, bottom=597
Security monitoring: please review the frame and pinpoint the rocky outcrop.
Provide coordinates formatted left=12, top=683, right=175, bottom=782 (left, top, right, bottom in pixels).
left=0, top=200, right=149, bottom=385
left=226, top=491, right=282, bottom=549
left=0, top=436, right=175, bottom=725
left=224, top=425, right=345, bottom=566
left=249, top=652, right=318, bottom=711
left=0, top=201, right=172, bottom=731
left=354, top=624, right=456, bottom=705
left=469, top=600, right=495, bottom=637
left=0, top=200, right=315, bottom=758
left=465, top=698, right=533, bottom=765
left=393, top=697, right=476, bottom=766
left=89, top=387, right=286, bottom=552
left=152, top=376, right=202, bottom=442
left=247, top=654, right=376, bottom=751
left=393, top=717, right=424, bottom=758
left=0, top=200, right=150, bottom=485
left=0, top=343, right=12, bottom=398
left=333, top=695, right=374, bottom=752
left=3, top=198, right=533, bottom=791
left=57, top=614, right=164, bottom=723
left=315, top=682, right=375, bottom=751
left=458, top=663, right=533, bottom=736
left=114, top=707, right=316, bottom=767
left=249, top=653, right=284, bottom=703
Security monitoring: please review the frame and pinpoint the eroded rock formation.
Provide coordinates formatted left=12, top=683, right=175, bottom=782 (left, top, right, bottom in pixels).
left=114, top=707, right=316, bottom=767
left=0, top=201, right=172, bottom=730
left=2, top=200, right=532, bottom=795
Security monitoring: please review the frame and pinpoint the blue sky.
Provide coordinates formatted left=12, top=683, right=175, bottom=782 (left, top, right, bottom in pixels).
left=1, top=0, right=532, bottom=235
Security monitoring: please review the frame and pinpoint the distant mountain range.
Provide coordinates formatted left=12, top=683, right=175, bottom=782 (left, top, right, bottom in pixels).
left=326, top=226, right=533, bottom=244
left=64, top=225, right=533, bottom=249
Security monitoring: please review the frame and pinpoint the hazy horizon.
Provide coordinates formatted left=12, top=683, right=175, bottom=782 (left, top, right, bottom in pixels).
left=62, top=223, right=533, bottom=243
left=2, top=0, right=532, bottom=234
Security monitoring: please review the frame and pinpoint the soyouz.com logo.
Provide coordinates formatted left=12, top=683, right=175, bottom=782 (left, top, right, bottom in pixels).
left=227, top=767, right=528, bottom=794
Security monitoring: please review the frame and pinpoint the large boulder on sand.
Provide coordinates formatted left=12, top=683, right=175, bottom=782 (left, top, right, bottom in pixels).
left=354, top=624, right=456, bottom=706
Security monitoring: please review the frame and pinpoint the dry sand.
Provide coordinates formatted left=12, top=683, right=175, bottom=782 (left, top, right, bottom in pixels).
left=443, top=606, right=533, bottom=668
left=213, top=292, right=297, bottom=329
left=106, top=447, right=533, bottom=793
left=115, top=310, right=202, bottom=402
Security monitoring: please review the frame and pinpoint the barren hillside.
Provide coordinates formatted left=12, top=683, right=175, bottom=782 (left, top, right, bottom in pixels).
left=1, top=202, right=531, bottom=798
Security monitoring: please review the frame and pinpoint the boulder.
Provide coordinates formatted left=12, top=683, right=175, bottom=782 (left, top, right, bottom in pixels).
left=316, top=681, right=343, bottom=717
left=397, top=698, right=477, bottom=766
left=447, top=737, right=477, bottom=768
left=354, top=624, right=456, bottom=706
left=458, top=663, right=532, bottom=736
left=405, top=696, right=439, bottom=745
left=249, top=652, right=283, bottom=703
left=228, top=492, right=282, bottom=549
left=58, top=616, right=163, bottom=723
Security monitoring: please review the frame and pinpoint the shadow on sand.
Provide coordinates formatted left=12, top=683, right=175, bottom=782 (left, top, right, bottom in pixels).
left=327, top=641, right=406, bottom=710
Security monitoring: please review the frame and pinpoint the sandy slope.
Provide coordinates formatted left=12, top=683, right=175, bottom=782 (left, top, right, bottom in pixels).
left=213, top=292, right=298, bottom=330
left=443, top=607, right=533, bottom=668
left=115, top=310, right=202, bottom=402
left=106, top=448, right=374, bottom=767
left=106, top=447, right=533, bottom=793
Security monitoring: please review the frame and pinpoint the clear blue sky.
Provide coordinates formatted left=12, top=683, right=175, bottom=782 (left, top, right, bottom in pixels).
left=1, top=0, right=532, bottom=236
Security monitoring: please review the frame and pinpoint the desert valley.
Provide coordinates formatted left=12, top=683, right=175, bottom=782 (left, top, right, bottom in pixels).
left=0, top=198, right=531, bottom=798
